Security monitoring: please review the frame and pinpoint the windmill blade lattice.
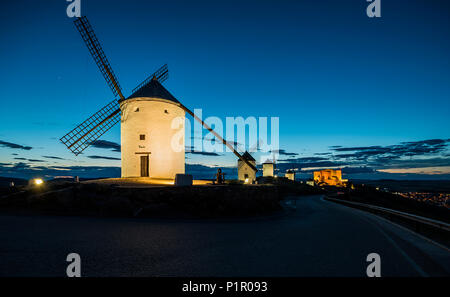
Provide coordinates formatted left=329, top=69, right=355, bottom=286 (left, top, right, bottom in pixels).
left=132, top=64, right=169, bottom=94
left=74, top=16, right=124, bottom=99
left=60, top=100, right=120, bottom=156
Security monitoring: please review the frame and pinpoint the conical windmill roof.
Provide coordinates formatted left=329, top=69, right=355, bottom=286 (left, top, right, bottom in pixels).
left=241, top=151, right=256, bottom=161
left=127, top=77, right=180, bottom=104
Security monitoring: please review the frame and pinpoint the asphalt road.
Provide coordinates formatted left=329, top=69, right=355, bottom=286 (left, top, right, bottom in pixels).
left=0, top=195, right=449, bottom=277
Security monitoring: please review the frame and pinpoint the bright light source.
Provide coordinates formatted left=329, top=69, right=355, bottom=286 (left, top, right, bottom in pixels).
left=245, top=178, right=249, bottom=183
left=34, top=178, right=44, bottom=186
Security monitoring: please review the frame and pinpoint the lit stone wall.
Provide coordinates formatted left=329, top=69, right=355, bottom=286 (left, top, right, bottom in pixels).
left=313, top=169, right=343, bottom=186
left=120, top=97, right=185, bottom=178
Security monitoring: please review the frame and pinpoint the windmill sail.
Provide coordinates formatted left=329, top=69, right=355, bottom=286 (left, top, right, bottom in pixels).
left=132, top=64, right=169, bottom=94
left=60, top=100, right=120, bottom=156
left=60, top=16, right=126, bottom=156
left=62, top=15, right=250, bottom=173
left=74, top=16, right=124, bottom=100
left=179, top=103, right=258, bottom=173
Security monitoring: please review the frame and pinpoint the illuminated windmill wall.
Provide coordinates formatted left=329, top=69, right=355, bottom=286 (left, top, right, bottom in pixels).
left=237, top=152, right=256, bottom=183
left=120, top=78, right=185, bottom=178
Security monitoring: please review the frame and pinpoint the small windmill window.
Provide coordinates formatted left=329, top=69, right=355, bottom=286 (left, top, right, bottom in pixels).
left=139, top=134, right=145, bottom=140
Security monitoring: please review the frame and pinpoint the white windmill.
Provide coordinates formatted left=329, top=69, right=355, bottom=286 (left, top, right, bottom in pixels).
left=60, top=16, right=257, bottom=179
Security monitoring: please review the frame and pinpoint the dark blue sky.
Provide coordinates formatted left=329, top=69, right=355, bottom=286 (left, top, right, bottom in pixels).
left=0, top=0, right=449, bottom=179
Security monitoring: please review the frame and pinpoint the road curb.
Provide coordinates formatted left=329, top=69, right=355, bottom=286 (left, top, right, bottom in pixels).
left=324, top=195, right=450, bottom=249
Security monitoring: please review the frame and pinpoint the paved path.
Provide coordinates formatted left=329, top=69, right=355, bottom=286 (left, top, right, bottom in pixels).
left=0, top=195, right=448, bottom=276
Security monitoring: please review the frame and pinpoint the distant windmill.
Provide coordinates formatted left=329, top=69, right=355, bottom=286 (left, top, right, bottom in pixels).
left=60, top=16, right=257, bottom=178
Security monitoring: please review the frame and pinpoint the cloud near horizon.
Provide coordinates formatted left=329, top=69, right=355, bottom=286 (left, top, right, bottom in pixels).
left=90, top=140, right=121, bottom=152
left=187, top=151, right=221, bottom=156
left=277, top=138, right=450, bottom=174
left=42, top=155, right=66, bottom=160
left=185, top=146, right=221, bottom=156
left=13, top=157, right=45, bottom=163
left=271, top=149, right=299, bottom=156
left=87, top=155, right=121, bottom=161
left=1, top=139, right=449, bottom=179
left=0, top=162, right=121, bottom=179
left=0, top=140, right=32, bottom=150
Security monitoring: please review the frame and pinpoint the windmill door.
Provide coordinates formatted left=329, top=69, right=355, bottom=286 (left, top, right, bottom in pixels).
left=140, top=155, right=149, bottom=177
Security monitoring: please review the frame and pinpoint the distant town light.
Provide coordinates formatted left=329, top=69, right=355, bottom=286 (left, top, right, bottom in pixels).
left=34, top=178, right=44, bottom=186
left=245, top=178, right=249, bottom=184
